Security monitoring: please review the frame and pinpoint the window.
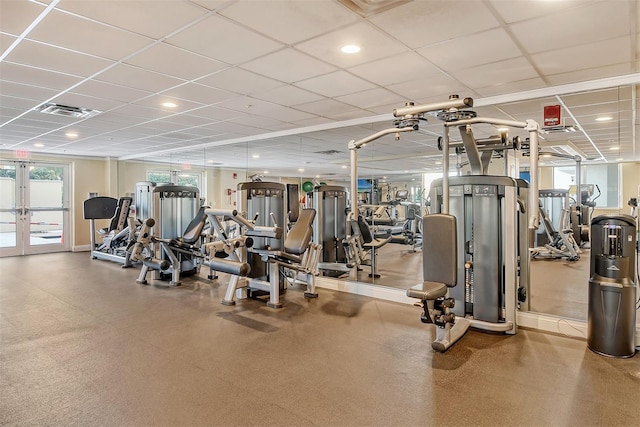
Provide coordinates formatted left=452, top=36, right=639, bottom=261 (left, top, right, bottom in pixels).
left=551, top=164, right=619, bottom=208
left=147, top=170, right=201, bottom=189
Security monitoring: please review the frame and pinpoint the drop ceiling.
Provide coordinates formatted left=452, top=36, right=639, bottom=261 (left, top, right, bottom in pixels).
left=0, top=0, right=638, bottom=181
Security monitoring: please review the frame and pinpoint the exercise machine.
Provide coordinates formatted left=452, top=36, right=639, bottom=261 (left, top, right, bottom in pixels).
left=308, top=185, right=350, bottom=275
left=83, top=195, right=137, bottom=266
left=530, top=200, right=580, bottom=261
left=130, top=209, right=252, bottom=286
left=221, top=208, right=321, bottom=308
left=348, top=94, right=541, bottom=351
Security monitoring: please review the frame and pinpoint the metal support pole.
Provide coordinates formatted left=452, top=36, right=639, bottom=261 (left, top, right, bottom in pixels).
left=442, top=125, right=450, bottom=215
left=526, top=120, right=540, bottom=229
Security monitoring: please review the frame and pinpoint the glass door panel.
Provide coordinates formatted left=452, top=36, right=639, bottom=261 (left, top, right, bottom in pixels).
left=0, top=161, right=70, bottom=256
left=0, top=163, right=21, bottom=256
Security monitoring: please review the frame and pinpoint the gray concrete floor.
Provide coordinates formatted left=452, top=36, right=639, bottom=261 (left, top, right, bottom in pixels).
left=1, top=252, right=639, bottom=426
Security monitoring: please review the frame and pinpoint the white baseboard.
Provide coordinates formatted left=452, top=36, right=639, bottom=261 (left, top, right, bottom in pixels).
left=72, top=244, right=90, bottom=252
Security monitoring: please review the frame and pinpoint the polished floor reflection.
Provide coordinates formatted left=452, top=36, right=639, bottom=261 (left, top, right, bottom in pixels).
left=346, top=242, right=640, bottom=325
left=1, top=252, right=639, bottom=426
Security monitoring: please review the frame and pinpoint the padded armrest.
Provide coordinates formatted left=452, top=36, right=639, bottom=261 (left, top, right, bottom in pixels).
left=407, top=281, right=448, bottom=300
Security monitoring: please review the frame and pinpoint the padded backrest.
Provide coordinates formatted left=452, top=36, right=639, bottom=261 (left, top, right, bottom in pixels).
left=83, top=196, right=118, bottom=220
left=108, top=197, right=132, bottom=232
left=357, top=215, right=374, bottom=244
left=423, top=214, right=457, bottom=287
left=284, top=208, right=315, bottom=255
left=287, top=183, right=300, bottom=223
left=181, top=206, right=209, bottom=244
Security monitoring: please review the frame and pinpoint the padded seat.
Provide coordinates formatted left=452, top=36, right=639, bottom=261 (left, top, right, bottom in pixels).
left=357, top=216, right=392, bottom=249
left=407, top=281, right=447, bottom=300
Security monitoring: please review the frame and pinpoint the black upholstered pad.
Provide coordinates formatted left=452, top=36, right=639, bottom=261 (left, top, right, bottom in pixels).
left=407, top=281, right=448, bottom=300
left=83, top=196, right=118, bottom=220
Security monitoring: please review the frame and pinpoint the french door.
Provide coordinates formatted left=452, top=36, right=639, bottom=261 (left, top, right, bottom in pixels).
left=0, top=160, right=70, bottom=256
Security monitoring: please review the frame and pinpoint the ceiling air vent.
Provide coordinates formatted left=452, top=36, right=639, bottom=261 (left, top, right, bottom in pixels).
left=542, top=125, right=577, bottom=133
left=338, top=0, right=411, bottom=17
left=34, top=102, right=101, bottom=119
left=314, top=149, right=342, bottom=155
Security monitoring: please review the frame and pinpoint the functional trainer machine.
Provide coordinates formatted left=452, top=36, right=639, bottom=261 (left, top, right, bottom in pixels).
left=348, top=95, right=541, bottom=351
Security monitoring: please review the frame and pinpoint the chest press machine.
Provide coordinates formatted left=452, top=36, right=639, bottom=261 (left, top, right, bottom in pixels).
left=349, top=95, right=541, bottom=351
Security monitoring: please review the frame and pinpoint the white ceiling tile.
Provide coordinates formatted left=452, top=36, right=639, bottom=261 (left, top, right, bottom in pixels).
left=241, top=48, right=337, bottom=83
left=229, top=115, right=287, bottom=132
left=1, top=32, right=16, bottom=51
left=546, top=62, right=634, bottom=87
left=0, top=81, right=60, bottom=102
left=132, top=95, right=205, bottom=113
left=290, top=117, right=333, bottom=127
left=166, top=15, right=283, bottom=64
left=417, top=28, right=522, bottom=72
left=0, top=62, right=83, bottom=91
left=56, top=0, right=208, bottom=39
left=125, top=43, right=227, bottom=80
left=187, top=105, right=248, bottom=122
left=220, top=0, right=358, bottom=44
left=335, top=88, right=404, bottom=110
left=71, top=80, right=151, bottom=103
left=28, top=9, right=152, bottom=61
left=489, top=0, right=598, bottom=23
left=252, top=85, right=324, bottom=106
left=386, top=72, right=467, bottom=101
left=369, top=0, right=500, bottom=49
left=449, top=57, right=539, bottom=89
left=510, top=2, right=631, bottom=54
left=293, top=98, right=360, bottom=117
left=195, top=68, right=284, bottom=95
left=109, top=104, right=174, bottom=120
left=294, top=21, right=408, bottom=67
left=532, top=37, right=631, bottom=76
left=159, top=82, right=237, bottom=105
left=294, top=71, right=377, bottom=98
left=50, top=92, right=123, bottom=112
left=0, top=0, right=45, bottom=36
left=189, top=1, right=229, bottom=11
left=348, top=52, right=441, bottom=86
left=5, top=39, right=113, bottom=77
left=474, top=77, right=547, bottom=97
left=95, top=64, right=183, bottom=93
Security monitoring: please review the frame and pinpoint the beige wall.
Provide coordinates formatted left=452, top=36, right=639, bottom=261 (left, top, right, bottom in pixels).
left=73, top=158, right=107, bottom=247
left=621, top=162, right=640, bottom=211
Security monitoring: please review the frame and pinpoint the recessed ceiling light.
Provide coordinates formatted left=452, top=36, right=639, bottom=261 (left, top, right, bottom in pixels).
left=207, top=160, right=214, bottom=163
left=497, top=127, right=509, bottom=132
left=263, top=170, right=269, bottom=174
left=315, top=175, right=320, bottom=178
left=341, top=44, right=361, bottom=54
left=33, top=142, right=45, bottom=148
left=595, top=116, right=612, bottom=121
left=162, top=102, right=178, bottom=108
left=65, top=131, right=78, bottom=138
left=252, top=154, right=260, bottom=159
left=616, top=158, right=623, bottom=161
left=341, top=165, right=347, bottom=169
left=298, top=168, right=304, bottom=172
left=610, top=146, right=620, bottom=151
